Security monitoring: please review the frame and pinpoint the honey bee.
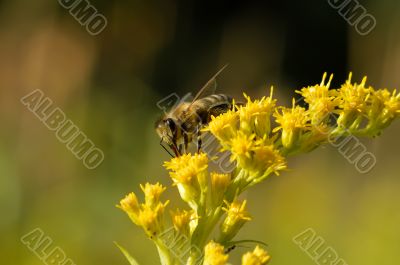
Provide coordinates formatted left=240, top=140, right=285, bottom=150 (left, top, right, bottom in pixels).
left=155, top=65, right=234, bottom=156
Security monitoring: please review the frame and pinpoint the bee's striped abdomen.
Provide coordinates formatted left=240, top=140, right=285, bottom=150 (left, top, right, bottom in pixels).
left=197, top=94, right=232, bottom=107
left=193, top=94, right=233, bottom=124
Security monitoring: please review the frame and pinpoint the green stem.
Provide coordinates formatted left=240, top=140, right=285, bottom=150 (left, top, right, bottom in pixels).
left=155, top=239, right=173, bottom=265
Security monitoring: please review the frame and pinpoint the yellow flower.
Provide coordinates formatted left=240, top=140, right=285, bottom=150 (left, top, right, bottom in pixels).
left=250, top=138, right=286, bottom=179
left=229, top=131, right=256, bottom=165
left=163, top=153, right=209, bottom=210
left=242, top=246, right=271, bottom=265
left=220, top=200, right=251, bottom=242
left=338, top=73, right=371, bottom=113
left=118, top=192, right=141, bottom=225
left=118, top=73, right=400, bottom=265
left=140, top=182, right=166, bottom=208
left=296, top=73, right=340, bottom=125
left=368, top=89, right=390, bottom=121
left=239, top=89, right=276, bottom=137
left=203, top=241, right=228, bottom=265
left=369, top=88, right=400, bottom=129
left=171, top=209, right=193, bottom=235
left=273, top=100, right=310, bottom=149
left=137, top=204, right=168, bottom=238
left=298, top=124, right=332, bottom=153
left=118, top=184, right=169, bottom=238
left=205, top=109, right=239, bottom=144
left=163, top=153, right=192, bottom=172
left=210, top=172, right=231, bottom=207
left=227, top=132, right=286, bottom=181
left=336, top=73, right=372, bottom=129
left=383, top=89, right=400, bottom=119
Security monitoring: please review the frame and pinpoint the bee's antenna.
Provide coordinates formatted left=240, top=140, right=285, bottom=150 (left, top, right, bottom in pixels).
left=160, top=138, right=174, bottom=157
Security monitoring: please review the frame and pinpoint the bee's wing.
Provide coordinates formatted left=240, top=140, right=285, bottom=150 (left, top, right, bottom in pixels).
left=189, top=64, right=228, bottom=105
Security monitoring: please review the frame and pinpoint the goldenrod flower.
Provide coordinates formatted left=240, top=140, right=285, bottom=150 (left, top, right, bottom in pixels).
left=336, top=73, right=372, bottom=129
left=297, top=73, right=340, bottom=125
left=298, top=124, right=333, bottom=153
left=220, top=200, right=251, bottom=243
left=203, top=241, right=228, bottom=265
left=118, top=72, right=399, bottom=265
left=141, top=182, right=166, bottom=208
left=250, top=138, right=286, bottom=179
left=242, top=246, right=271, bottom=265
left=367, top=88, right=400, bottom=132
left=118, top=183, right=169, bottom=238
left=273, top=100, right=310, bottom=149
left=138, top=204, right=167, bottom=237
left=171, top=209, right=193, bottom=235
left=239, top=90, right=276, bottom=137
left=163, top=153, right=193, bottom=172
left=118, top=192, right=141, bottom=225
left=223, top=127, right=286, bottom=183
left=164, top=153, right=208, bottom=210
left=210, top=172, right=231, bottom=207
left=229, top=131, right=256, bottom=166
left=382, top=89, right=400, bottom=119
left=205, top=109, right=239, bottom=145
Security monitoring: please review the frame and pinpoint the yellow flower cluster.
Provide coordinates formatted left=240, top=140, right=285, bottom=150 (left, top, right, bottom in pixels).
left=118, top=73, right=399, bottom=265
left=164, top=153, right=208, bottom=211
left=220, top=200, right=251, bottom=242
left=118, top=183, right=169, bottom=238
left=207, top=90, right=286, bottom=186
left=335, top=74, right=400, bottom=135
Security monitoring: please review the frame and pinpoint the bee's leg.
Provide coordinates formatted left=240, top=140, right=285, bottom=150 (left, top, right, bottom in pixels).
left=169, top=145, right=180, bottom=157
left=170, top=139, right=181, bottom=157
left=183, top=134, right=189, bottom=154
left=197, top=126, right=202, bottom=153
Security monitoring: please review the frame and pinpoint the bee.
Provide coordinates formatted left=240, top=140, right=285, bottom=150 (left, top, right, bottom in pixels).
left=155, top=65, right=234, bottom=157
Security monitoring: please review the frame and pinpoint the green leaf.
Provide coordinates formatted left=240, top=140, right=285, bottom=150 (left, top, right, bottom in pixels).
left=114, top=241, right=140, bottom=265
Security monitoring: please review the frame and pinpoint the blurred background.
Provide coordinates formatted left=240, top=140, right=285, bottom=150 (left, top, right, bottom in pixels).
left=1, top=0, right=400, bottom=264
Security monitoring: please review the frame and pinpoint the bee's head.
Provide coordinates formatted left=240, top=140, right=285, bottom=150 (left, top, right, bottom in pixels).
left=155, top=116, right=178, bottom=145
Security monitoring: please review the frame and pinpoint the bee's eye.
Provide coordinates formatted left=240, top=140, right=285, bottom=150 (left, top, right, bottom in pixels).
left=165, top=118, right=176, bottom=133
